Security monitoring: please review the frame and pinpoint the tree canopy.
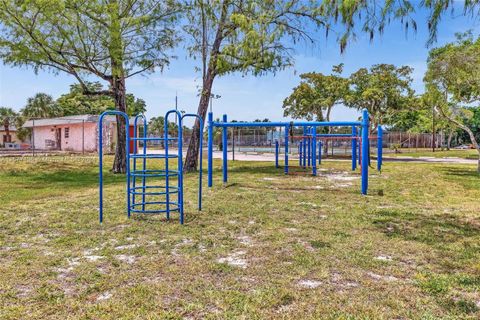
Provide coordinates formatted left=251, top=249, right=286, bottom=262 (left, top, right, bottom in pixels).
left=425, top=33, right=480, bottom=171
left=346, top=64, right=415, bottom=130
left=0, top=0, right=179, bottom=173
left=283, top=64, right=348, bottom=122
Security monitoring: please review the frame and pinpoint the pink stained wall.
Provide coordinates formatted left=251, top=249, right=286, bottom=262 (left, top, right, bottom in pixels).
left=32, top=122, right=99, bottom=152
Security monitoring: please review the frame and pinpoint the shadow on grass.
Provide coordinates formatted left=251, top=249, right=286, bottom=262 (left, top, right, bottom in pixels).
left=372, top=209, right=480, bottom=247
left=440, top=167, right=480, bottom=190
left=2, top=168, right=125, bottom=189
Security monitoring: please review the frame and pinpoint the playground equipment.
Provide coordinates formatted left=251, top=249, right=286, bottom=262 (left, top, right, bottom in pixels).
left=98, top=110, right=204, bottom=224
left=207, top=109, right=382, bottom=195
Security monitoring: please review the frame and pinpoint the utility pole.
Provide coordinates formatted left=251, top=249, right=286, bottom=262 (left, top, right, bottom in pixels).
left=175, top=92, right=178, bottom=126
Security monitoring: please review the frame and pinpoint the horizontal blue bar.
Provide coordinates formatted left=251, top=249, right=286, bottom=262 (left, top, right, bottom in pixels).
left=130, top=190, right=179, bottom=196
left=129, top=154, right=178, bottom=159
left=131, top=200, right=180, bottom=207
left=213, top=122, right=288, bottom=127
left=130, top=185, right=179, bottom=190
left=131, top=137, right=177, bottom=141
left=212, top=121, right=361, bottom=128
left=129, top=185, right=179, bottom=196
left=308, top=134, right=353, bottom=137
left=130, top=171, right=179, bottom=178
left=130, top=208, right=180, bottom=214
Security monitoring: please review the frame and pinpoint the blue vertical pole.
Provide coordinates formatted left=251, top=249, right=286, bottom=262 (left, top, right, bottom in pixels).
left=132, top=124, right=137, bottom=208
left=302, top=126, right=307, bottom=167
left=312, top=126, right=317, bottom=176
left=208, top=112, right=213, bottom=188
left=284, top=124, right=289, bottom=174
left=307, top=127, right=311, bottom=167
left=141, top=122, right=147, bottom=212
left=358, top=127, right=362, bottom=166
left=275, top=140, right=279, bottom=168
left=352, top=126, right=357, bottom=171
left=361, top=109, right=369, bottom=195
left=318, top=141, right=322, bottom=164
left=298, top=141, right=302, bottom=166
left=126, top=122, right=131, bottom=219
left=178, top=120, right=184, bottom=224
left=377, top=126, right=383, bottom=172
left=99, top=119, right=103, bottom=223
left=164, top=113, right=170, bottom=220
left=222, top=114, right=228, bottom=184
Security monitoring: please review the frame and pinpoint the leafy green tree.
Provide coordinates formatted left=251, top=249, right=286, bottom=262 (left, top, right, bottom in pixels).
left=0, top=0, right=178, bottom=173
left=425, top=33, right=480, bottom=171
left=346, top=64, right=415, bottom=131
left=283, top=64, right=348, bottom=122
left=148, top=116, right=165, bottom=137
left=55, top=83, right=114, bottom=116
left=0, top=107, right=18, bottom=144
left=21, top=93, right=60, bottom=118
left=56, top=82, right=146, bottom=116
left=316, top=1, right=480, bottom=50
left=182, top=0, right=327, bottom=171
left=389, top=95, right=457, bottom=149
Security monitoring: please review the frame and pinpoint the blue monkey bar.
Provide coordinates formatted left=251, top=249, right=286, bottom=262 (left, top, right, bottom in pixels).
left=98, top=110, right=204, bottom=224
left=207, top=109, right=382, bottom=195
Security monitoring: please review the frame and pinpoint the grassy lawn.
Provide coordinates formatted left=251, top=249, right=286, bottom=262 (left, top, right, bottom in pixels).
left=385, top=148, right=478, bottom=160
left=1, top=156, right=479, bottom=319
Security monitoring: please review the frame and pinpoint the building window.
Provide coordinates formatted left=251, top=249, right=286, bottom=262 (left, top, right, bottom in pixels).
left=65, top=127, right=70, bottom=138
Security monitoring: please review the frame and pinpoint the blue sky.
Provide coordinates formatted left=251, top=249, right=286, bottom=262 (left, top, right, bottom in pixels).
left=0, top=5, right=478, bottom=126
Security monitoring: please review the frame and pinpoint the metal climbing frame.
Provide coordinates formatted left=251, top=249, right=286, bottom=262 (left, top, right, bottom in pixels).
left=98, top=110, right=204, bottom=224
left=207, top=109, right=382, bottom=195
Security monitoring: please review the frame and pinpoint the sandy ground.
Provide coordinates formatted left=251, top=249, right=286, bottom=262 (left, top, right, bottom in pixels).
left=209, top=151, right=478, bottom=165
left=1, top=148, right=476, bottom=165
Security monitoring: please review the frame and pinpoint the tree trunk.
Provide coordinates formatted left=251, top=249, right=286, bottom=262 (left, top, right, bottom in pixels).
left=323, top=105, right=333, bottom=154
left=184, top=70, right=215, bottom=171
left=437, top=106, right=480, bottom=173
left=108, top=0, right=127, bottom=173
left=112, top=76, right=127, bottom=173
left=447, top=130, right=453, bottom=150
left=183, top=1, right=228, bottom=172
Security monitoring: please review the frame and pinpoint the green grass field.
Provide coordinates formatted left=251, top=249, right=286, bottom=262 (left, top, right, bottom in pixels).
left=386, top=148, right=478, bottom=160
left=1, top=156, right=479, bottom=319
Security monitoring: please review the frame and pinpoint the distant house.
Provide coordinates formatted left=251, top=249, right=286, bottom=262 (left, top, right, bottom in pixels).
left=23, top=115, right=137, bottom=152
left=1, top=125, right=19, bottom=146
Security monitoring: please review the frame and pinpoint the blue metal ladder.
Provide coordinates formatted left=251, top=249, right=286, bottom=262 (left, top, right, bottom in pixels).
left=98, top=110, right=204, bottom=224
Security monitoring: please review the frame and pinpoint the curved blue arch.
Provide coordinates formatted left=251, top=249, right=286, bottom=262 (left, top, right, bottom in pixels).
left=181, top=113, right=204, bottom=211
left=98, top=110, right=131, bottom=223
left=164, top=110, right=184, bottom=223
left=132, top=114, right=148, bottom=211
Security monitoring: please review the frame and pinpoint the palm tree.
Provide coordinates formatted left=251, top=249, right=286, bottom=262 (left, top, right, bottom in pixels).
left=0, top=107, right=18, bottom=145
left=21, top=93, right=60, bottom=118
